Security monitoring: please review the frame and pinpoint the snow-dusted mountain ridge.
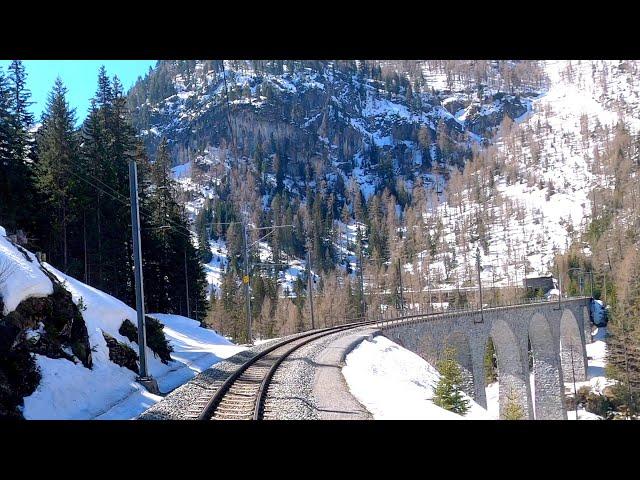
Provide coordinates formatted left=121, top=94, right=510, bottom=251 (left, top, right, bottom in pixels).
left=126, top=60, right=640, bottom=303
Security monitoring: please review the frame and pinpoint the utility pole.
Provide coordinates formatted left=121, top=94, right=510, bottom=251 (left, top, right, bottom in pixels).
left=184, top=249, right=191, bottom=319
left=242, top=220, right=252, bottom=343
left=128, top=159, right=158, bottom=393
left=426, top=261, right=432, bottom=313
left=416, top=253, right=424, bottom=314
left=492, top=262, right=496, bottom=305
left=557, top=267, right=562, bottom=310
left=476, top=246, right=484, bottom=323
left=359, top=243, right=366, bottom=319
left=398, top=258, right=405, bottom=314
left=579, top=273, right=584, bottom=296
left=306, top=249, right=315, bottom=330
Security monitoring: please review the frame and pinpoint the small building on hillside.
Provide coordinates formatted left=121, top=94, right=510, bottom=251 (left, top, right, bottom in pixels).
left=524, top=275, right=557, bottom=297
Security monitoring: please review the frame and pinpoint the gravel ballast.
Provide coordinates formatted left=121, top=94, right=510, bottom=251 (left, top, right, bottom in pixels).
left=262, top=326, right=380, bottom=420
left=139, top=326, right=379, bottom=420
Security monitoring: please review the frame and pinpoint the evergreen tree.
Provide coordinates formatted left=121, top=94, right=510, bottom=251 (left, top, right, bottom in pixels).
left=0, top=68, right=14, bottom=226
left=503, top=388, right=525, bottom=420
left=33, top=78, right=80, bottom=272
left=433, top=347, right=471, bottom=415
left=146, top=137, right=208, bottom=321
left=0, top=61, right=35, bottom=232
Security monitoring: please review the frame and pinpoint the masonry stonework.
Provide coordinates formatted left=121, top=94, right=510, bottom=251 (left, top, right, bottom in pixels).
left=380, top=298, right=590, bottom=420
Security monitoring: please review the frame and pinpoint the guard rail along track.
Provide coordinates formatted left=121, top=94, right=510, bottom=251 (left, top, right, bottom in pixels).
left=195, top=296, right=588, bottom=420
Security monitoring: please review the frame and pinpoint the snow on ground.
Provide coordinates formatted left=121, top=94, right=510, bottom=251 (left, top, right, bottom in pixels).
left=97, top=314, right=245, bottom=420
left=20, top=261, right=244, bottom=420
left=0, top=229, right=53, bottom=315
left=485, top=381, right=499, bottom=419
left=203, top=238, right=229, bottom=295
left=343, top=335, right=492, bottom=419
left=566, top=326, right=613, bottom=399
left=171, top=161, right=192, bottom=179
left=399, top=61, right=640, bottom=297
left=345, top=323, right=612, bottom=420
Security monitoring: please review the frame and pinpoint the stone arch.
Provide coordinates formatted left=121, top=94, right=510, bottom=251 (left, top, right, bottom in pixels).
left=416, top=335, right=442, bottom=367
left=560, top=309, right=587, bottom=384
left=528, top=313, right=566, bottom=419
left=393, top=332, right=407, bottom=350
left=443, top=331, right=475, bottom=399
left=487, top=319, right=531, bottom=419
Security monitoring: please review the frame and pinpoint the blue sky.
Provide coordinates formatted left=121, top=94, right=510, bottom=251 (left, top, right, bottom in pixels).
left=0, top=60, right=158, bottom=125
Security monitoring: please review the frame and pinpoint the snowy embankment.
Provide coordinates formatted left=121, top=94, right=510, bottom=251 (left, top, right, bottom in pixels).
left=1, top=226, right=245, bottom=419
left=25, top=266, right=245, bottom=420
left=0, top=226, right=53, bottom=315
left=343, top=335, right=492, bottom=419
left=565, top=326, right=612, bottom=420
left=344, top=325, right=611, bottom=420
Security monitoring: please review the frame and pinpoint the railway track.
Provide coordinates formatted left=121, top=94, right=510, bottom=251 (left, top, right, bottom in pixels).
left=193, top=297, right=577, bottom=420
left=197, top=321, right=370, bottom=420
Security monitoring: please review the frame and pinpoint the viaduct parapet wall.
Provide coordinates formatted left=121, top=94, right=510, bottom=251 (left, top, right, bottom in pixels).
left=379, top=298, right=591, bottom=420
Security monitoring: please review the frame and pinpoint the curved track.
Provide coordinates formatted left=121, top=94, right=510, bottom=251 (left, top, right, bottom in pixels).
left=196, top=297, right=571, bottom=420
left=198, top=322, right=370, bottom=420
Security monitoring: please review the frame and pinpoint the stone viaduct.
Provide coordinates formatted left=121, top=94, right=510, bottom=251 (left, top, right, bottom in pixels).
left=378, top=297, right=592, bottom=419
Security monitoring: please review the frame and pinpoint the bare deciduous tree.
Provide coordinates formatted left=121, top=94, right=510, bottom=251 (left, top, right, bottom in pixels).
left=0, top=257, right=16, bottom=291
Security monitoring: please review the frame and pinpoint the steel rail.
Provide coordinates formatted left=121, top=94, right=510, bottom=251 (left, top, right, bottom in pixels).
left=197, top=319, right=374, bottom=420
left=197, top=296, right=589, bottom=420
left=252, top=323, right=362, bottom=420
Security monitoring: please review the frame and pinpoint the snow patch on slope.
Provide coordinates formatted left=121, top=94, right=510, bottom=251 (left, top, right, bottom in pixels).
left=21, top=262, right=244, bottom=419
left=0, top=231, right=53, bottom=315
left=343, top=335, right=492, bottom=419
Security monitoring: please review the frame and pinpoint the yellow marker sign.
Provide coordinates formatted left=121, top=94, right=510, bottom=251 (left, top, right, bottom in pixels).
left=243, top=275, right=250, bottom=284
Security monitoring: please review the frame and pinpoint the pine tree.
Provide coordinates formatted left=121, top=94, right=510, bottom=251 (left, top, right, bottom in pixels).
left=145, top=137, right=208, bottom=322
left=33, top=78, right=80, bottom=272
left=0, top=67, right=14, bottom=227
left=484, top=338, right=498, bottom=384
left=503, top=388, right=525, bottom=420
left=433, top=347, right=471, bottom=415
left=0, top=61, right=35, bottom=232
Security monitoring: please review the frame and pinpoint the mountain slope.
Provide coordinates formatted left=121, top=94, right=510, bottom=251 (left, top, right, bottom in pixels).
left=126, top=61, right=546, bottom=307
left=124, top=60, right=640, bottom=339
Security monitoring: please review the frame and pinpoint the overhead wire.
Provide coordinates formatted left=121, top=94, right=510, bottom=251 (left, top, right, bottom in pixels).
left=57, top=162, right=195, bottom=241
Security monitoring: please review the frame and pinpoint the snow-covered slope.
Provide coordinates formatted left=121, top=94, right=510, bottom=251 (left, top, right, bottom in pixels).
left=490, top=60, right=639, bottom=271
left=149, top=61, right=640, bottom=302
left=413, top=60, right=640, bottom=292
left=0, top=226, right=53, bottom=315
left=23, top=265, right=245, bottom=419
left=1, top=226, right=245, bottom=419
left=129, top=61, right=544, bottom=300
left=97, top=314, right=244, bottom=420
left=343, top=335, right=492, bottom=419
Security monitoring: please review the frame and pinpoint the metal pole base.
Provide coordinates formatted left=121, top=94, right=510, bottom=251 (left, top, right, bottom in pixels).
left=137, top=376, right=160, bottom=395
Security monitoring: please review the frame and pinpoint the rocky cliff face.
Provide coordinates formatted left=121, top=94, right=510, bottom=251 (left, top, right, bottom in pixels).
left=0, top=230, right=178, bottom=419
left=0, top=266, right=91, bottom=418
left=128, top=60, right=542, bottom=181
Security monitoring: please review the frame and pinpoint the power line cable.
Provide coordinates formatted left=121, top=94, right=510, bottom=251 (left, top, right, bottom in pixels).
left=58, top=163, right=195, bottom=241
left=60, top=154, right=196, bottom=238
